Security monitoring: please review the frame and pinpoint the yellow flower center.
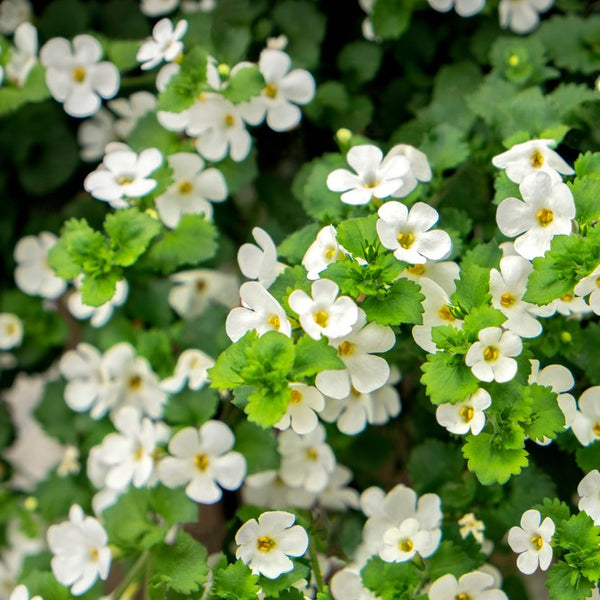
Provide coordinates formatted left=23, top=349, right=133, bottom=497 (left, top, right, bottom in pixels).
left=305, top=447, right=319, bottom=461
left=198, top=92, right=207, bottom=102
left=536, top=208, right=554, bottom=227
left=4, top=322, right=17, bottom=335
left=530, top=535, right=544, bottom=550
left=561, top=293, right=574, bottom=302
left=500, top=293, right=516, bottom=307
left=263, top=83, right=278, bottom=98
left=324, top=247, right=336, bottom=260
left=595, top=276, right=600, bottom=288
left=397, top=232, right=415, bottom=249
left=460, top=406, right=474, bottom=423
left=133, top=446, right=144, bottom=461
left=178, top=180, right=193, bottom=194
left=195, top=279, right=206, bottom=291
left=223, top=113, right=235, bottom=127
left=90, top=547, right=99, bottom=562
left=290, top=390, right=302, bottom=404
left=364, top=180, right=379, bottom=189
left=398, top=539, right=413, bottom=553
left=406, top=264, right=426, bottom=276
left=338, top=341, right=354, bottom=356
left=313, top=310, right=329, bottom=328
left=257, top=536, right=276, bottom=552
left=268, top=314, right=281, bottom=330
left=438, top=305, right=455, bottom=322
left=128, top=375, right=142, bottom=391
left=483, top=345, right=499, bottom=362
left=593, top=421, right=600, bottom=437
left=72, top=67, right=86, bottom=82
left=194, top=453, right=210, bottom=472
left=530, top=149, right=545, bottom=169
left=117, top=175, right=134, bottom=186
left=456, top=594, right=472, bottom=600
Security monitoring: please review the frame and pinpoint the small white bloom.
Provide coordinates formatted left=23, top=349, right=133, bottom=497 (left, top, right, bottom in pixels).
left=330, top=567, right=378, bottom=600
left=429, top=571, right=508, bottom=600
left=14, top=232, right=67, bottom=299
left=387, top=144, right=432, bottom=197
left=155, top=152, right=227, bottom=227
left=137, top=18, right=187, bottom=71
left=436, top=388, right=492, bottom=435
left=327, top=144, right=410, bottom=205
left=140, top=0, right=179, bottom=16
left=534, top=290, right=591, bottom=318
left=507, top=509, right=554, bottom=574
left=84, top=144, right=163, bottom=208
left=427, top=0, right=486, bottom=16
left=67, top=278, right=128, bottom=328
left=161, top=348, right=214, bottom=393
left=458, top=513, right=485, bottom=544
left=242, top=469, right=300, bottom=510
left=168, top=268, right=239, bottom=319
left=226, top=282, right=291, bottom=343
left=9, top=586, right=41, bottom=600
left=377, top=200, right=452, bottom=264
left=77, top=108, right=117, bottom=162
left=278, top=424, right=336, bottom=493
left=400, top=258, right=459, bottom=295
left=239, top=49, right=315, bottom=132
left=5, top=21, right=37, bottom=86
left=492, top=139, right=573, bottom=184
left=57, top=445, right=81, bottom=477
left=288, top=279, right=359, bottom=341
left=465, top=327, right=522, bottom=383
left=571, top=386, right=600, bottom=447
left=159, top=421, right=246, bottom=504
left=575, top=264, right=600, bottom=316
left=40, top=34, right=120, bottom=118
left=0, top=0, right=31, bottom=35
left=302, top=225, right=345, bottom=280
left=109, top=91, right=157, bottom=138
left=499, top=0, right=553, bottom=34
left=237, top=227, right=285, bottom=288
left=578, top=470, right=600, bottom=526
left=0, top=313, right=23, bottom=350
left=275, top=383, right=324, bottom=435
left=156, top=62, right=180, bottom=92
left=235, top=511, right=309, bottom=579
left=47, top=505, right=111, bottom=595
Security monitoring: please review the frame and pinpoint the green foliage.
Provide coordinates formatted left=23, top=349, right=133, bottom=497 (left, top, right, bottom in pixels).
left=258, top=561, right=310, bottom=597
left=371, top=0, right=418, bottom=40
left=210, top=561, right=261, bottom=600
left=421, top=352, right=480, bottom=405
left=520, top=383, right=564, bottom=443
left=407, top=439, right=465, bottom=494
left=337, top=41, right=383, bottom=84
left=278, top=223, right=321, bottom=264
left=453, top=243, right=501, bottom=311
left=104, top=210, right=162, bottom=267
left=292, top=335, right=345, bottom=378
left=360, top=556, right=421, bottom=600
left=556, top=512, right=600, bottom=581
left=165, top=387, right=220, bottom=427
left=569, top=177, right=600, bottom=227
left=0, top=65, right=50, bottom=116
left=362, top=277, right=424, bottom=325
left=426, top=541, right=478, bottom=580
left=546, top=562, right=594, bottom=600
left=158, top=47, right=209, bottom=112
left=222, top=65, right=265, bottom=103
left=576, top=442, right=600, bottom=473
left=574, top=152, right=600, bottom=179
left=234, top=421, right=280, bottom=475
left=336, top=215, right=378, bottom=259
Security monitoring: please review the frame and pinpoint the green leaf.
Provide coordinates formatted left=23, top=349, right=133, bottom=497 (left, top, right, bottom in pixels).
left=104, top=209, right=161, bottom=267
left=292, top=335, right=345, bottom=379
left=576, top=441, right=600, bottom=473
left=209, top=331, right=258, bottom=390
left=278, top=223, right=320, bottom=264
left=426, top=541, right=477, bottom=580
left=337, top=41, right=383, bottom=84
left=244, top=387, right=290, bottom=428
left=493, top=171, right=521, bottom=205
left=521, top=383, right=564, bottom=442
left=546, top=562, right=594, bottom=600
left=147, top=215, right=218, bottom=274
left=557, top=512, right=600, bottom=581
left=222, top=65, right=265, bottom=103
left=150, top=486, right=198, bottom=527
left=149, top=532, right=209, bottom=594
left=420, top=123, right=470, bottom=172
left=360, top=556, right=421, bottom=600
left=158, top=47, right=209, bottom=112
left=537, top=497, right=571, bottom=525
left=569, top=178, right=600, bottom=227
left=462, top=432, right=528, bottom=485
left=407, top=440, right=465, bottom=494
left=0, top=64, right=50, bottom=116
left=165, top=387, right=220, bottom=427
left=371, top=0, right=417, bottom=40
left=362, top=278, right=424, bottom=325
left=21, top=570, right=73, bottom=600
left=574, top=152, right=600, bottom=179
left=135, top=328, right=173, bottom=376
left=420, top=351, right=480, bottom=405
left=127, top=112, right=180, bottom=154
left=105, top=39, right=141, bottom=71
left=80, top=270, right=122, bottom=307
left=234, top=421, right=280, bottom=475
left=336, top=215, right=379, bottom=259
left=210, top=561, right=260, bottom=600
left=453, top=243, right=501, bottom=311
left=258, top=561, right=310, bottom=597
left=462, top=306, right=506, bottom=340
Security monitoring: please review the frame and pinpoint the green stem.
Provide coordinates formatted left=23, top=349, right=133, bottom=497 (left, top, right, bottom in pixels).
left=111, top=551, right=149, bottom=600
left=309, top=536, right=324, bottom=593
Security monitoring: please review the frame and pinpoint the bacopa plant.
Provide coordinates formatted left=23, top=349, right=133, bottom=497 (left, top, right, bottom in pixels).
left=1, top=0, right=600, bottom=599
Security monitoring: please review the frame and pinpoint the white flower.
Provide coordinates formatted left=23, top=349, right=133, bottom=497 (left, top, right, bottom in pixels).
left=289, top=279, right=358, bottom=341
left=235, top=511, right=308, bottom=579
left=84, top=145, right=163, bottom=208
left=242, top=469, right=300, bottom=509
left=161, top=349, right=214, bottom=393
left=578, top=470, right=600, bottom=526
left=278, top=424, right=336, bottom=493
left=237, top=227, right=285, bottom=288
left=168, top=268, right=239, bottom=319
left=109, top=91, right=157, bottom=138
left=57, top=445, right=81, bottom=477
left=275, top=383, right=324, bottom=435
left=140, top=0, right=179, bottom=16
left=93, top=406, right=169, bottom=491
left=571, top=386, right=600, bottom=447
left=330, top=568, right=378, bottom=600
left=5, top=22, right=37, bottom=86
left=327, top=144, right=410, bottom=205
left=182, top=0, right=216, bottom=11
left=427, top=0, right=485, bottom=16
left=47, top=505, right=111, bottom=595
left=77, top=108, right=117, bottom=162
left=9, top=586, right=42, bottom=600
left=575, top=264, right=600, bottom=316
left=40, top=34, right=119, bottom=118
left=436, top=388, right=492, bottom=435
left=0, top=313, right=23, bottom=350
left=429, top=571, right=507, bottom=600
left=377, top=201, right=452, bottom=264
left=302, top=225, right=345, bottom=280
left=155, top=152, right=227, bottom=227
left=492, top=138, right=573, bottom=183
left=14, top=232, right=67, bottom=299
left=239, top=49, right=315, bottom=132
left=399, top=257, right=460, bottom=295
left=159, top=421, right=246, bottom=504
left=458, top=513, right=485, bottom=544
left=67, top=278, right=128, bottom=328
left=507, top=509, right=554, bottom=574
left=137, top=18, right=187, bottom=71
left=465, top=327, right=522, bottom=383
left=380, top=517, right=440, bottom=563
left=0, top=0, right=31, bottom=35
left=385, top=144, right=432, bottom=197
left=226, top=282, right=291, bottom=342
left=490, top=255, right=543, bottom=338
left=499, top=0, right=553, bottom=34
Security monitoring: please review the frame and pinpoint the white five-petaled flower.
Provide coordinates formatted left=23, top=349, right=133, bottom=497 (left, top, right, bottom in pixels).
left=379, top=517, right=440, bottom=563
left=507, top=509, right=555, bottom=574
left=492, top=138, right=573, bottom=183
left=159, top=421, right=246, bottom=504
left=465, top=327, right=522, bottom=383
left=387, top=144, right=432, bottom=197
left=5, top=21, right=37, bottom=87
left=327, top=144, right=410, bottom=205
left=109, top=91, right=158, bottom=138
left=0, top=313, right=23, bottom=350
left=302, top=225, right=345, bottom=280
left=376, top=200, right=452, bottom=264
left=155, top=152, right=228, bottom=227
left=84, top=144, right=163, bottom=208
left=574, top=264, right=600, bottom=316
left=77, top=107, right=117, bottom=162
left=235, top=511, right=309, bottom=579
left=0, top=0, right=31, bottom=34
left=427, top=0, right=485, bottom=17
left=436, top=388, right=492, bottom=435
left=239, top=48, right=315, bottom=132
left=237, top=227, right=286, bottom=288
left=40, top=34, right=119, bottom=118
left=275, top=382, right=325, bottom=435
left=14, top=232, right=67, bottom=299
left=225, top=282, right=291, bottom=342
left=160, top=348, right=215, bottom=393
left=137, top=18, right=187, bottom=71
left=47, top=504, right=111, bottom=595
left=578, top=470, right=600, bottom=526
left=499, top=0, right=553, bottom=34
left=571, top=386, right=600, bottom=447
left=428, top=571, right=508, bottom=600
left=288, top=279, right=359, bottom=341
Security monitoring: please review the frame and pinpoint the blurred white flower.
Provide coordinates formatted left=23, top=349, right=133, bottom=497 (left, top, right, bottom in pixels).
left=0, top=0, right=31, bottom=35
left=0, top=313, right=23, bottom=350
left=302, top=225, right=345, bottom=280
left=507, top=509, right=554, bottom=574
left=575, top=264, right=600, bottom=316
left=458, top=513, right=485, bottom=544
left=140, top=0, right=179, bottom=16
left=578, top=470, right=600, bottom=526
left=571, top=386, right=600, bottom=447
left=237, top=227, right=285, bottom=288
left=137, top=18, right=187, bottom=71
left=499, top=0, right=553, bottom=34
left=275, top=382, right=324, bottom=435
left=67, top=278, right=128, bottom=328
left=161, top=348, right=214, bottom=393
left=109, top=91, right=157, bottom=138
left=428, top=571, right=507, bottom=600
left=330, top=567, right=378, bottom=600
left=465, top=327, right=522, bottom=383
left=9, top=586, right=41, bottom=600
left=379, top=517, right=440, bottom=562
left=387, top=144, right=432, bottom=197
left=77, top=108, right=117, bottom=162
left=427, top=0, right=485, bottom=17
left=5, top=21, right=37, bottom=86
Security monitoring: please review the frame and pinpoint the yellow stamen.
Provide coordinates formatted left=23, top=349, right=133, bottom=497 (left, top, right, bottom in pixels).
left=456, top=594, right=472, bottom=600
left=72, top=67, right=86, bottom=82
left=398, top=539, right=413, bottom=553
left=263, top=83, right=278, bottom=98
left=595, top=277, right=600, bottom=289
left=313, top=310, right=329, bottom=328
left=257, top=536, right=276, bottom=552
left=194, top=453, right=209, bottom=472
left=593, top=421, right=600, bottom=437
left=460, top=406, right=474, bottom=423
left=290, top=390, right=302, bottom=404
left=117, top=175, right=134, bottom=186
left=90, top=547, right=99, bottom=562
left=195, top=279, right=206, bottom=291
left=305, top=447, right=318, bottom=461
left=197, top=92, right=207, bottom=102
left=438, top=305, right=455, bottom=322
left=397, top=232, right=415, bottom=249
left=530, top=535, right=544, bottom=550
left=268, top=314, right=281, bottom=330
left=128, top=375, right=142, bottom=391
left=536, top=208, right=554, bottom=227
left=178, top=180, right=193, bottom=194
left=223, top=113, right=235, bottom=127
left=324, top=247, right=336, bottom=260
left=174, top=53, right=184, bottom=65
left=364, top=180, right=378, bottom=189
left=500, top=293, right=516, bottom=307
left=406, top=264, right=426, bottom=276
left=133, top=446, right=144, bottom=461
left=483, top=346, right=499, bottom=362
left=530, top=149, right=545, bottom=169
left=561, top=293, right=574, bottom=302
left=338, top=341, right=354, bottom=356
